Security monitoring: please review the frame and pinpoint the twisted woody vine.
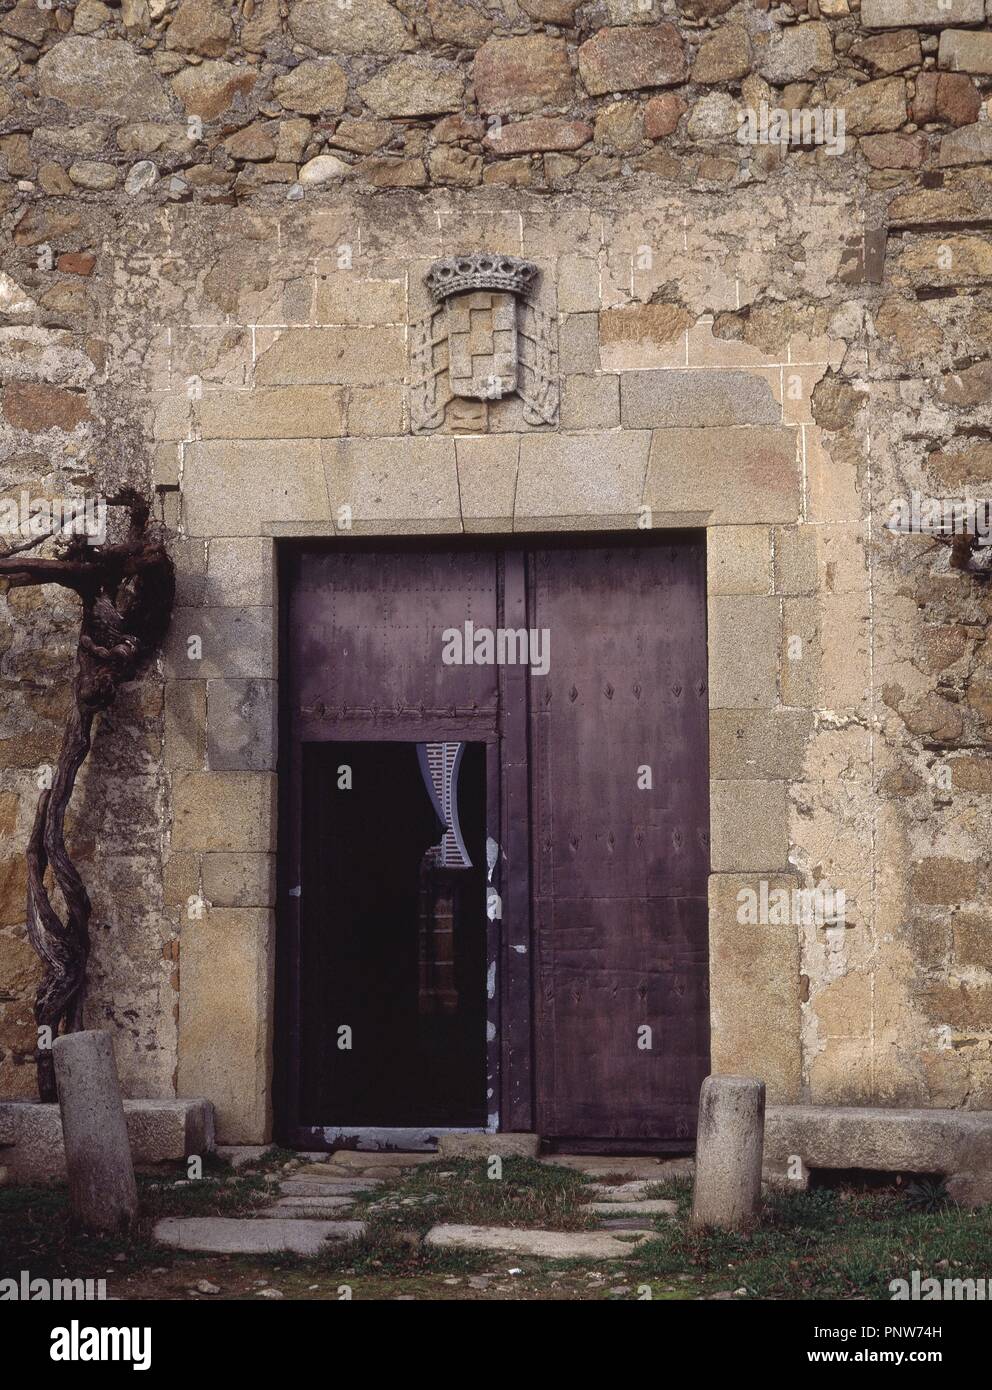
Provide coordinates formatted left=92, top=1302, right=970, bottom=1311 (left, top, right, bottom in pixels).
left=0, top=493, right=173, bottom=1101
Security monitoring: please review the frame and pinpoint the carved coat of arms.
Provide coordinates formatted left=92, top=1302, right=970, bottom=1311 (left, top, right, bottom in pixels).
left=411, top=253, right=559, bottom=433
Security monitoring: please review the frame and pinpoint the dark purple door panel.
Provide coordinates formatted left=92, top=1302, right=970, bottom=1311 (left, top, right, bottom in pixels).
left=529, top=541, right=709, bottom=1140
left=278, top=536, right=709, bottom=1147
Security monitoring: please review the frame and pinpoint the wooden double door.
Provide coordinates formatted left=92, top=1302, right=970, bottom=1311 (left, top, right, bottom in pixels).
left=278, top=536, right=710, bottom=1149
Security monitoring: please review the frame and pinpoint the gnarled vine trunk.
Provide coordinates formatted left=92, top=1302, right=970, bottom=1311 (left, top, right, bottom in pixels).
left=0, top=492, right=174, bottom=1100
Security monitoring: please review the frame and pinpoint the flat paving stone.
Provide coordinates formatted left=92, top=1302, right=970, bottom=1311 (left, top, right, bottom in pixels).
left=327, top=1150, right=433, bottom=1162
left=542, top=1156, right=693, bottom=1180
left=586, top=1180, right=657, bottom=1202
left=268, top=1195, right=356, bottom=1210
left=280, top=1178, right=380, bottom=1196
left=297, top=1164, right=388, bottom=1182
left=153, top=1217, right=364, bottom=1255
left=424, top=1224, right=649, bottom=1259
left=324, top=1164, right=408, bottom=1180
left=298, top=1164, right=374, bottom=1181
left=327, top=1151, right=437, bottom=1170
left=270, top=1195, right=355, bottom=1206
left=437, top=1132, right=540, bottom=1159
left=259, top=1199, right=354, bottom=1218
left=588, top=1199, right=677, bottom=1217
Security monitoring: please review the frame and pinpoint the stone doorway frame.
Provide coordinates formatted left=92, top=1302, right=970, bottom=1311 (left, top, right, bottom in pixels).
left=172, top=499, right=800, bottom=1145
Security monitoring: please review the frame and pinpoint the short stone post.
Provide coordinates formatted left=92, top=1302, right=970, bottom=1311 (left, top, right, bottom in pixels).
left=690, top=1074, right=766, bottom=1233
left=53, top=1029, right=138, bottom=1233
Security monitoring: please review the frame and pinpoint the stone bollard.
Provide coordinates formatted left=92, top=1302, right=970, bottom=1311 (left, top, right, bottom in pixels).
left=690, top=1074, right=766, bottom=1234
left=53, top=1030, right=138, bottom=1233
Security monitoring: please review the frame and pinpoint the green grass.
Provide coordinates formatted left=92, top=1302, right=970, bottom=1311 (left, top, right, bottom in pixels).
left=627, top=1185, right=992, bottom=1300
left=352, top=1156, right=597, bottom=1236
left=303, top=1226, right=494, bottom=1279
left=3, top=1160, right=990, bottom=1300
left=0, top=1181, right=171, bottom=1283
left=0, top=1157, right=288, bottom=1281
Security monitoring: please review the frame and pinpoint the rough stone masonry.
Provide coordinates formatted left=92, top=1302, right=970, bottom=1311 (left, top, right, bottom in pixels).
left=1, top=0, right=992, bottom=1147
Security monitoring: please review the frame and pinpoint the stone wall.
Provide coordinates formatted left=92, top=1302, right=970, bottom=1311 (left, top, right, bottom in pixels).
left=2, top=1, right=992, bottom=1141
left=1, top=1, right=992, bottom=195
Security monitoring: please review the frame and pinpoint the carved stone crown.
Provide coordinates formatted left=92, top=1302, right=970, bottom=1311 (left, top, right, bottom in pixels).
left=426, top=252, right=540, bottom=303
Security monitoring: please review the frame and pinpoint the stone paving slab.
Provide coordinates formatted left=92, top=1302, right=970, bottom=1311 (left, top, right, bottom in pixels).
left=588, top=1199, right=677, bottom=1217
left=259, top=1199, right=355, bottom=1218
left=325, top=1164, right=409, bottom=1180
left=541, top=1156, right=694, bottom=1180
left=586, top=1180, right=657, bottom=1201
left=297, top=1163, right=390, bottom=1181
left=301, top=1152, right=438, bottom=1180
left=437, top=1132, right=540, bottom=1159
left=424, top=1224, right=650, bottom=1259
left=280, top=1178, right=380, bottom=1196
left=325, top=1151, right=438, bottom=1172
left=268, top=1194, right=355, bottom=1209
left=153, top=1217, right=364, bottom=1255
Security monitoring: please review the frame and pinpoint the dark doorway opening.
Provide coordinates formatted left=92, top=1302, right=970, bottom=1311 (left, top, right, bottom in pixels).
left=299, top=740, right=488, bottom=1128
